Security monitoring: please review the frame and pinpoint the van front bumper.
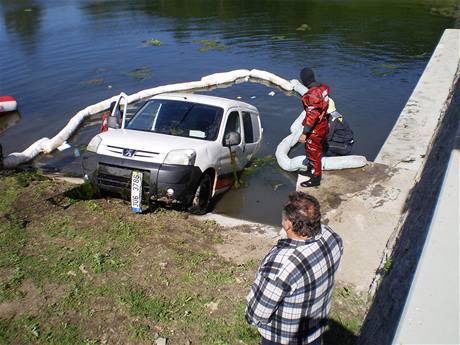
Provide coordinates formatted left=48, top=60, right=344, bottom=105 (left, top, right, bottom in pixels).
left=82, top=153, right=202, bottom=204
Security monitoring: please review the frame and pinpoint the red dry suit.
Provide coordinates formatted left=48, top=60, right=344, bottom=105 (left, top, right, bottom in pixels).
left=301, top=83, right=330, bottom=177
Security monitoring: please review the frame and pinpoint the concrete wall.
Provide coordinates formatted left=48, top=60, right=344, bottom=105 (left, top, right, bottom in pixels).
left=357, top=29, right=460, bottom=345
left=393, top=110, right=459, bottom=345
left=375, top=29, right=460, bottom=171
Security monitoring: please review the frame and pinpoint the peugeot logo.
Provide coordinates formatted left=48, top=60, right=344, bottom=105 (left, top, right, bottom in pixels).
left=123, top=149, right=136, bottom=157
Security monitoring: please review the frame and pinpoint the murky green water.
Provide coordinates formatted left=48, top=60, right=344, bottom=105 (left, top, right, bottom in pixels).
left=0, top=0, right=457, bottom=224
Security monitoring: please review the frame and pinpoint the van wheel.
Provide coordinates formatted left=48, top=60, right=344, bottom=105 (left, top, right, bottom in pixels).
left=188, top=174, right=212, bottom=215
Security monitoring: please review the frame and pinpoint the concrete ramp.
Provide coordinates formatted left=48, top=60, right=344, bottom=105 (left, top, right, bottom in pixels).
left=297, top=163, right=415, bottom=291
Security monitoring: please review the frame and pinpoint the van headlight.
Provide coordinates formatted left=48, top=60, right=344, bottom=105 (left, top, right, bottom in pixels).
left=87, top=135, right=102, bottom=153
left=164, top=149, right=196, bottom=165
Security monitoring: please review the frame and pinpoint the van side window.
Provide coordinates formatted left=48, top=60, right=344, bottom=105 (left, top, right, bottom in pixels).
left=223, top=111, right=241, bottom=144
left=242, top=111, right=260, bottom=143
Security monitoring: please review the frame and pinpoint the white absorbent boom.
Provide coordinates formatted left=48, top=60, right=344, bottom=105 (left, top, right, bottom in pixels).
left=2, top=69, right=366, bottom=171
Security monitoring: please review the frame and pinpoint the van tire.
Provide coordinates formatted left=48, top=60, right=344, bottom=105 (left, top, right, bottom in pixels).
left=188, top=173, right=212, bottom=215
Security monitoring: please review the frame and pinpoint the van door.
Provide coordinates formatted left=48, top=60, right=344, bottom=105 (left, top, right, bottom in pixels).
left=215, top=109, right=247, bottom=190
left=241, top=110, right=262, bottom=161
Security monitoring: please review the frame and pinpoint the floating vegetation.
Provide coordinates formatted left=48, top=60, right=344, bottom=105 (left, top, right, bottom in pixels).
left=194, top=39, right=227, bottom=52
left=379, top=63, right=398, bottom=70
left=86, top=78, right=105, bottom=86
left=242, top=155, right=277, bottom=176
left=126, top=66, right=151, bottom=80
left=272, top=183, right=283, bottom=191
left=230, top=151, right=242, bottom=189
left=371, top=69, right=392, bottom=78
left=233, top=155, right=278, bottom=189
left=271, top=35, right=287, bottom=40
left=408, top=52, right=427, bottom=59
left=94, top=66, right=111, bottom=74
left=371, top=63, right=399, bottom=77
left=430, top=5, right=460, bottom=19
left=143, top=38, right=162, bottom=47
left=296, top=23, right=312, bottom=31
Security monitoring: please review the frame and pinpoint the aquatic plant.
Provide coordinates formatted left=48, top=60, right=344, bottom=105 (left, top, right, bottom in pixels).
left=371, top=63, right=399, bottom=77
left=86, top=78, right=105, bottom=86
left=242, top=155, right=277, bottom=176
left=430, top=5, right=460, bottom=19
left=194, top=39, right=227, bottom=52
left=296, top=23, right=311, bottom=31
left=408, top=52, right=427, bottom=59
left=271, top=35, right=287, bottom=40
left=126, top=67, right=151, bottom=80
left=143, top=38, right=162, bottom=47
left=233, top=155, right=277, bottom=189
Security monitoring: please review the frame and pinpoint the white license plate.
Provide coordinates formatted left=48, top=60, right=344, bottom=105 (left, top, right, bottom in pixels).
left=131, top=171, right=143, bottom=213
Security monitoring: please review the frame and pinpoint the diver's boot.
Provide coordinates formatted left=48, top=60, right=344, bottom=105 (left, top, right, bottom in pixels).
left=298, top=165, right=313, bottom=177
left=300, top=174, right=321, bottom=188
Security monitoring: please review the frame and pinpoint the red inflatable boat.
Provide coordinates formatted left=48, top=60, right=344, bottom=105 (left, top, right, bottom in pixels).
left=0, top=96, right=18, bottom=113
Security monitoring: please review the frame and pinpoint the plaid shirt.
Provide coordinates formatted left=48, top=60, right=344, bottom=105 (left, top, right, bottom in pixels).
left=245, top=225, right=343, bottom=344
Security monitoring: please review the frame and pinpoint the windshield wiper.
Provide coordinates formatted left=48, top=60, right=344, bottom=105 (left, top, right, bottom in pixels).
left=177, top=104, right=195, bottom=125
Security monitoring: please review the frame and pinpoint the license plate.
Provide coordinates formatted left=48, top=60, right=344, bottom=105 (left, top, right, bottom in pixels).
left=131, top=171, right=143, bottom=213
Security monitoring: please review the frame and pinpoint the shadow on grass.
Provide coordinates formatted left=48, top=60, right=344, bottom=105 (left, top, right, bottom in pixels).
left=63, top=182, right=96, bottom=200
left=60, top=183, right=163, bottom=213
left=46, top=181, right=99, bottom=209
left=323, top=319, right=358, bottom=345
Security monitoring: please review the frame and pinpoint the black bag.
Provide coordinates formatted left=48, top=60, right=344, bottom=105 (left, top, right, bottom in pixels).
left=327, top=112, right=354, bottom=144
left=325, top=112, right=354, bottom=156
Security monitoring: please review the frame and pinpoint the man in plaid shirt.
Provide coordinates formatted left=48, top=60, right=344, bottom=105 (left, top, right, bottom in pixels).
left=246, top=192, right=343, bottom=345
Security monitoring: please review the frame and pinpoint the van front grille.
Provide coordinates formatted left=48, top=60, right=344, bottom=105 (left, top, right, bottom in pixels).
left=97, top=163, right=151, bottom=192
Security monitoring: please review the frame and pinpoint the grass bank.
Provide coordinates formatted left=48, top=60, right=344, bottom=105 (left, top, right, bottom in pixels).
left=0, top=170, right=368, bottom=345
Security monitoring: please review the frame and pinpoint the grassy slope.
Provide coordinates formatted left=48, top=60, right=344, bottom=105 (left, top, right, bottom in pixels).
left=0, top=171, right=367, bottom=345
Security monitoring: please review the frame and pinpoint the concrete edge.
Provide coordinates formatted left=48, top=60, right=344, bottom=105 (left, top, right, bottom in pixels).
left=357, top=70, right=460, bottom=345
left=369, top=29, right=460, bottom=293
left=375, top=29, right=460, bottom=170
left=196, top=212, right=281, bottom=238
left=369, top=63, right=460, bottom=295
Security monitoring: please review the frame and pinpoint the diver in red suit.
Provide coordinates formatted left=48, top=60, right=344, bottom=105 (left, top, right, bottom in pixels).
left=298, top=68, right=330, bottom=187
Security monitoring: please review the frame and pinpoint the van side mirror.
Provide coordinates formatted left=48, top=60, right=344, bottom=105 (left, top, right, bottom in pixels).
left=107, top=116, right=119, bottom=129
left=224, top=132, right=241, bottom=147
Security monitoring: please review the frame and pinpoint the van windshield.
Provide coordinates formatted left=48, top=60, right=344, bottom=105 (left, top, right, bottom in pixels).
left=126, top=99, right=224, bottom=141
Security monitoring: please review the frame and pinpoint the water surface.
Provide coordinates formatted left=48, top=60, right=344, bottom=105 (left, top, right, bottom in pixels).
left=0, top=0, right=457, bottom=224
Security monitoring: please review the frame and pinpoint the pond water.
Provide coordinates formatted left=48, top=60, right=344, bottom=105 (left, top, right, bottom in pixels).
left=0, top=0, right=457, bottom=225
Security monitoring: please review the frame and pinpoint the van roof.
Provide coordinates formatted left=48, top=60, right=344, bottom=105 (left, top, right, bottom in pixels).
left=151, top=93, right=258, bottom=113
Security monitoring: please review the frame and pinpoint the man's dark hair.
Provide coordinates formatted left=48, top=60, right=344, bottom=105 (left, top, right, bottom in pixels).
left=283, top=192, right=321, bottom=237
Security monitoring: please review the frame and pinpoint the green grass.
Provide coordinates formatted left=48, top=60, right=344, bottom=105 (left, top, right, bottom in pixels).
left=129, top=321, right=154, bottom=340
left=0, top=314, right=87, bottom=345
left=120, top=287, right=174, bottom=322
left=0, top=218, right=28, bottom=302
left=325, top=284, right=368, bottom=345
left=0, top=177, right=21, bottom=213
left=0, top=171, right=368, bottom=344
left=383, top=257, right=393, bottom=274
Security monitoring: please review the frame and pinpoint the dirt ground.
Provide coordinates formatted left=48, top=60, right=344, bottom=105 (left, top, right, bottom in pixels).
left=0, top=170, right=368, bottom=345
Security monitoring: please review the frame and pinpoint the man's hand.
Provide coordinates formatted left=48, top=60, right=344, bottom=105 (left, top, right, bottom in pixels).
left=299, top=134, right=307, bottom=143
